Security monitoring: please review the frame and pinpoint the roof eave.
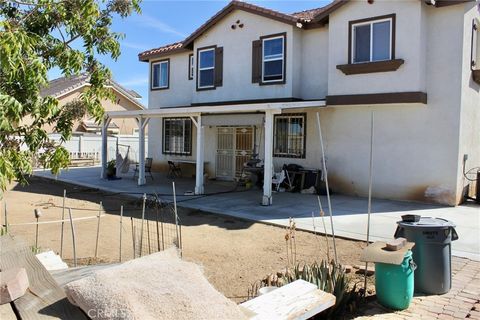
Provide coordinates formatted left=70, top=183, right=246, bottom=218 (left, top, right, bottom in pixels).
left=138, top=47, right=190, bottom=62
left=311, top=0, right=349, bottom=24
left=182, top=1, right=300, bottom=48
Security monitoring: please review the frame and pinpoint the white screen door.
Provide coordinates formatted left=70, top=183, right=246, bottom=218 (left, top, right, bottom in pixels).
left=216, top=127, right=254, bottom=180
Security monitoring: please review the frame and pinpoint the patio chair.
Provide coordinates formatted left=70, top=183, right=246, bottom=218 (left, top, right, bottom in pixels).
left=133, top=157, right=154, bottom=180
left=272, top=170, right=286, bottom=192
left=168, top=161, right=182, bottom=178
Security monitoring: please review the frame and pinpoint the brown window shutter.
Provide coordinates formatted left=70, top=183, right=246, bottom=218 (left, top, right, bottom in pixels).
left=252, top=40, right=262, bottom=83
left=215, top=47, right=223, bottom=87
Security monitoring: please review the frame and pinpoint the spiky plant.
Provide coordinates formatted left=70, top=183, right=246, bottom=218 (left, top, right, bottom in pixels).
left=248, top=260, right=361, bottom=319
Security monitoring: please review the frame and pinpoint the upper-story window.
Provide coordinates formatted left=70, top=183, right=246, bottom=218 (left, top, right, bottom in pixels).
left=262, top=35, right=285, bottom=83
left=351, top=15, right=393, bottom=63
left=188, top=54, right=194, bottom=80
left=151, top=59, right=169, bottom=90
left=198, top=48, right=215, bottom=88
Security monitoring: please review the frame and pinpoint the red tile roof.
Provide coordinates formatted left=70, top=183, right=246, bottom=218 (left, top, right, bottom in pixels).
left=138, top=42, right=186, bottom=61
left=291, top=0, right=348, bottom=22
left=291, top=7, right=325, bottom=21
left=138, top=0, right=474, bottom=61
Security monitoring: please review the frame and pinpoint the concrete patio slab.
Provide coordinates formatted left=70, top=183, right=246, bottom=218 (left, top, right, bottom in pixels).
left=34, top=166, right=480, bottom=261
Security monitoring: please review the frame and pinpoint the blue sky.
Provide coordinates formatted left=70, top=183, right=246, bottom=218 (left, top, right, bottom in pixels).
left=50, top=0, right=332, bottom=105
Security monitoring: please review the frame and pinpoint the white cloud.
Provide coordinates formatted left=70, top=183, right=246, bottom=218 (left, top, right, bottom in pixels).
left=134, top=14, right=187, bottom=38
left=122, top=41, right=149, bottom=51
left=119, top=77, right=149, bottom=87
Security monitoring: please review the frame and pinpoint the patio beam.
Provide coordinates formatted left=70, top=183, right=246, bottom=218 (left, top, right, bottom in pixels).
left=136, top=117, right=149, bottom=186
left=105, top=101, right=325, bottom=119
left=100, top=117, right=112, bottom=179
left=262, top=110, right=275, bottom=206
left=195, top=115, right=204, bottom=195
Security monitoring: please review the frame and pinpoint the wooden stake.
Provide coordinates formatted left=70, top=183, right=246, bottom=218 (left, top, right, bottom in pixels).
left=147, top=214, right=151, bottom=254
left=3, top=201, right=8, bottom=233
left=60, top=189, right=66, bottom=258
left=67, top=208, right=77, bottom=267
left=172, top=182, right=181, bottom=257
left=317, top=196, right=331, bottom=264
left=139, top=194, right=146, bottom=257
left=364, top=111, right=375, bottom=296
left=119, top=205, right=123, bottom=262
left=316, top=112, right=338, bottom=265
left=94, top=201, right=102, bottom=260
left=130, top=217, right=136, bottom=259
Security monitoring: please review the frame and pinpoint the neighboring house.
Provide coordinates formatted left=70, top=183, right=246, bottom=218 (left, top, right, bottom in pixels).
left=39, top=74, right=145, bottom=136
left=106, top=0, right=479, bottom=206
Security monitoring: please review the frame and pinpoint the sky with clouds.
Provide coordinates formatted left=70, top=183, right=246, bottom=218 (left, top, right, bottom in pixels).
left=49, top=0, right=332, bottom=106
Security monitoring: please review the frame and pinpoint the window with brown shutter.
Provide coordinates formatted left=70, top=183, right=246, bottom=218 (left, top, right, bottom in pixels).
left=472, top=18, right=480, bottom=84
left=215, top=47, right=223, bottom=87
left=196, top=45, right=223, bottom=90
left=197, top=47, right=215, bottom=90
left=252, top=40, right=262, bottom=83
left=188, top=54, right=194, bottom=80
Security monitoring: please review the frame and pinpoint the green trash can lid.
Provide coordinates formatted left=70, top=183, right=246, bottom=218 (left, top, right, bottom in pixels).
left=397, top=217, right=456, bottom=229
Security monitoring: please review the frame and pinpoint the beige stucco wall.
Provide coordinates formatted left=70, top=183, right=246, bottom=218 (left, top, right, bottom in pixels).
left=299, top=27, right=329, bottom=100
left=147, top=9, right=332, bottom=107
left=148, top=118, right=199, bottom=177
left=147, top=2, right=478, bottom=205
left=148, top=52, right=193, bottom=108
left=314, top=2, right=474, bottom=205
left=457, top=3, right=480, bottom=202
left=328, top=0, right=426, bottom=95
left=29, top=86, right=145, bottom=135
left=191, top=9, right=296, bottom=104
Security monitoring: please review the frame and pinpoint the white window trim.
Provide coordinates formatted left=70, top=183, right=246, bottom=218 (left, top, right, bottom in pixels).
left=198, top=48, right=215, bottom=89
left=274, top=114, right=305, bottom=158
left=189, top=55, right=194, bottom=79
left=262, top=35, right=285, bottom=83
left=351, top=17, right=393, bottom=64
left=163, top=118, right=192, bottom=155
left=151, top=60, right=169, bottom=89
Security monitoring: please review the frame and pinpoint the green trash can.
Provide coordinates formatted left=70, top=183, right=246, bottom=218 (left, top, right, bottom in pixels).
left=375, top=250, right=416, bottom=310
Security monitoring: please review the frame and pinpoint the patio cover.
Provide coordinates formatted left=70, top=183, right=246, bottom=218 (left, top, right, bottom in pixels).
left=102, top=100, right=326, bottom=206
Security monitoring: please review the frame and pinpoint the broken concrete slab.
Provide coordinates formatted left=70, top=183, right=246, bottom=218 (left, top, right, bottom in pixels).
left=0, top=268, right=29, bottom=304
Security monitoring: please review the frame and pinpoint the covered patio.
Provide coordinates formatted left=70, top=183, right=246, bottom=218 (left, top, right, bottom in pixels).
left=100, top=100, right=326, bottom=206
left=34, top=166, right=480, bottom=260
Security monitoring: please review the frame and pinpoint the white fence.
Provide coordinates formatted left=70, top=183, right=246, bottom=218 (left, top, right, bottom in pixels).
left=48, top=134, right=148, bottom=164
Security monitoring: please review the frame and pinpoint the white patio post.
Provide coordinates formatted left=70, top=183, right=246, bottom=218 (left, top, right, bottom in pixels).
left=100, top=117, right=111, bottom=179
left=195, top=115, right=205, bottom=195
left=78, top=135, right=83, bottom=155
left=262, top=110, right=274, bottom=206
left=137, top=117, right=149, bottom=186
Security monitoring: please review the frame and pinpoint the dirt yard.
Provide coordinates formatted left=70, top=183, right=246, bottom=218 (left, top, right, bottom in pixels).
left=2, top=176, right=370, bottom=303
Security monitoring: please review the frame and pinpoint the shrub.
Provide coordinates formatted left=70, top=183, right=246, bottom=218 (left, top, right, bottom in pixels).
left=248, top=261, right=361, bottom=319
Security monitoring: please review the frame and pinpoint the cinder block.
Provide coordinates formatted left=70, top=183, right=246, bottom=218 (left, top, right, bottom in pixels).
left=0, top=268, right=29, bottom=304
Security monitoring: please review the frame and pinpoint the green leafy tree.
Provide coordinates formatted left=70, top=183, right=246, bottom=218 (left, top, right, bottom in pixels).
left=0, top=0, right=141, bottom=194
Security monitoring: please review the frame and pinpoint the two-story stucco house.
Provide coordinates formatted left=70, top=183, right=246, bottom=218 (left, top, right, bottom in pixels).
left=103, top=0, right=480, bottom=206
left=40, top=74, right=145, bottom=136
